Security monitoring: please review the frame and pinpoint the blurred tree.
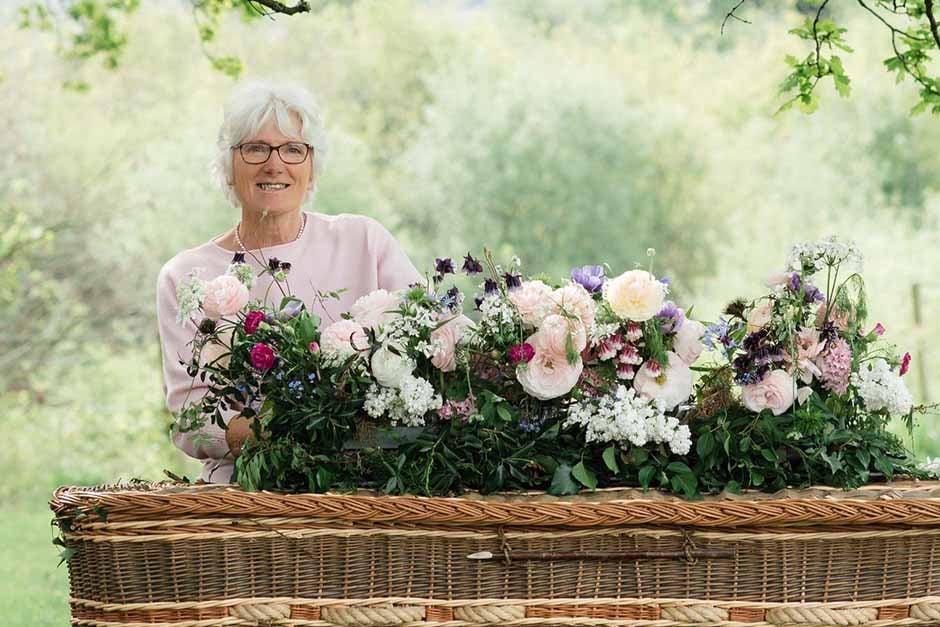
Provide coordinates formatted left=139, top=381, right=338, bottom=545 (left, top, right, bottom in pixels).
left=17, top=0, right=940, bottom=115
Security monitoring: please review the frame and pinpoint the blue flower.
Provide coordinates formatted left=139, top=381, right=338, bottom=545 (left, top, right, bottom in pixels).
left=570, top=265, right=605, bottom=293
left=288, top=379, right=303, bottom=398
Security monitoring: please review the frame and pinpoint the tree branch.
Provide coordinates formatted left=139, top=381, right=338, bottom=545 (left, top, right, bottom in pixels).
left=721, top=0, right=751, bottom=36
left=857, top=0, right=929, bottom=42
left=243, top=0, right=312, bottom=16
left=811, top=0, right=831, bottom=78
left=925, top=0, right=940, bottom=51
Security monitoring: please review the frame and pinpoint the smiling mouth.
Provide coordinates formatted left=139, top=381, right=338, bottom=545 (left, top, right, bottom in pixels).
left=257, top=183, right=290, bottom=191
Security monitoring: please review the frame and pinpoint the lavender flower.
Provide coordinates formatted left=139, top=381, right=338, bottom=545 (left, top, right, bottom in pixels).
left=570, top=265, right=605, bottom=293
left=803, top=283, right=824, bottom=303
left=462, top=253, right=484, bottom=275
left=787, top=273, right=801, bottom=293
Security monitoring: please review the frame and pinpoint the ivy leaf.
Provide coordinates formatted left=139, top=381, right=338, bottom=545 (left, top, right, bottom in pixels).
left=602, top=445, right=619, bottom=473
left=572, top=461, right=597, bottom=490
left=547, top=464, right=579, bottom=496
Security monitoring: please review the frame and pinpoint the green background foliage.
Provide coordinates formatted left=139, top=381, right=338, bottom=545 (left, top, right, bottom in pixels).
left=2, top=1, right=939, bottom=623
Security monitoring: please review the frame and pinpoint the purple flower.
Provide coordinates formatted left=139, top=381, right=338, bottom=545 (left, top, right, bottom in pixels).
left=570, top=265, right=605, bottom=293
left=483, top=278, right=499, bottom=296
left=439, top=286, right=461, bottom=311
left=435, top=257, right=455, bottom=276
left=503, top=272, right=522, bottom=291
left=462, top=253, right=483, bottom=275
left=788, top=273, right=801, bottom=293
left=232, top=252, right=246, bottom=264
left=659, top=276, right=671, bottom=286
left=872, top=323, right=886, bottom=337
left=803, top=283, right=824, bottom=303
left=656, top=301, right=685, bottom=334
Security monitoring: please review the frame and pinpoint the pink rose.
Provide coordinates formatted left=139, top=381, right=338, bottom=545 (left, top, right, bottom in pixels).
left=249, top=342, right=276, bottom=370
left=536, top=314, right=587, bottom=360
left=351, top=289, right=401, bottom=331
left=201, top=275, right=249, bottom=320
left=516, top=333, right=583, bottom=400
left=320, top=319, right=368, bottom=359
left=508, top=280, right=554, bottom=326
left=746, top=300, right=773, bottom=334
left=633, top=352, right=693, bottom=410
left=551, top=283, right=596, bottom=331
left=431, top=315, right=473, bottom=372
left=243, top=310, right=265, bottom=335
left=673, top=319, right=706, bottom=365
left=741, top=369, right=795, bottom=416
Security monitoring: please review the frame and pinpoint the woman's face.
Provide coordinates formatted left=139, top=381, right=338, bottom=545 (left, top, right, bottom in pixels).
left=231, top=116, right=314, bottom=216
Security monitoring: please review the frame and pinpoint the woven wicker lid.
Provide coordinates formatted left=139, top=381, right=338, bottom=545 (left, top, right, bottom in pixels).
left=49, top=480, right=940, bottom=528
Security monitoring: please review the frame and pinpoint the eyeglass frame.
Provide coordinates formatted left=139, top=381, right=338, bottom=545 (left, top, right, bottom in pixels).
left=231, top=142, right=315, bottom=165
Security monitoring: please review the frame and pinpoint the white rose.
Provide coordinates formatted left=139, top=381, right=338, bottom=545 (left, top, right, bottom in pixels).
left=673, top=319, right=706, bottom=365
left=603, top=270, right=666, bottom=322
left=633, top=352, right=693, bottom=410
left=508, top=280, right=554, bottom=326
left=371, top=344, right=415, bottom=389
left=351, top=289, right=402, bottom=331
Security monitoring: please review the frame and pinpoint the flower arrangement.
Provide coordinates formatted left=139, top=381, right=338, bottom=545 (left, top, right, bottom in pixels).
left=691, top=237, right=925, bottom=492
left=172, top=239, right=931, bottom=497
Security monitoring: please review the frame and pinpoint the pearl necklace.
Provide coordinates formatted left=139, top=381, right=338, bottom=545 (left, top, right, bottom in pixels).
left=234, top=213, right=306, bottom=252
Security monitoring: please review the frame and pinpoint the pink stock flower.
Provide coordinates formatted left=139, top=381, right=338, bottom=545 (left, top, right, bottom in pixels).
left=816, top=337, right=852, bottom=395
left=900, top=352, right=911, bottom=376
left=243, top=310, right=265, bottom=335
left=250, top=342, right=276, bottom=370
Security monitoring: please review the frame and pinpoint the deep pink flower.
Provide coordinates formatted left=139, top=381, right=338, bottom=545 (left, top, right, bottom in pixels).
left=873, top=323, right=885, bottom=337
left=243, top=310, right=265, bottom=335
left=250, top=342, right=276, bottom=370
left=900, top=352, right=911, bottom=376
left=509, top=342, right=536, bottom=365
left=308, top=341, right=320, bottom=353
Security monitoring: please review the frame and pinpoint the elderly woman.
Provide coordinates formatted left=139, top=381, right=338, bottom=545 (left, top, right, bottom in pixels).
left=156, top=81, right=423, bottom=483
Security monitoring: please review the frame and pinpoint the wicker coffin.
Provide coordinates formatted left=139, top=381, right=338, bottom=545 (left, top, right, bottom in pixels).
left=51, top=481, right=940, bottom=626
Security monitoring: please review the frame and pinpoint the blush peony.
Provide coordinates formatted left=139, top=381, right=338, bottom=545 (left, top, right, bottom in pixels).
left=508, top=280, right=554, bottom=326
left=201, top=275, right=249, bottom=320
left=633, top=352, right=693, bottom=410
left=740, top=369, right=796, bottom=416
left=351, top=289, right=402, bottom=331
left=516, top=333, right=583, bottom=400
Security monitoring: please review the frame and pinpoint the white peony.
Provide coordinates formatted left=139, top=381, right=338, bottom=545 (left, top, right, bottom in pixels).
left=370, top=344, right=415, bottom=389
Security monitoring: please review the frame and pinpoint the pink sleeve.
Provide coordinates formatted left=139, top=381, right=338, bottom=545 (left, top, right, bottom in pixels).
left=369, top=218, right=425, bottom=290
left=156, top=263, right=236, bottom=463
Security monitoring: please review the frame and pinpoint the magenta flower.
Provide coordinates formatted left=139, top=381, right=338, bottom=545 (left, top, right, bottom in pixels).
left=873, top=323, right=885, bottom=337
left=308, top=341, right=320, bottom=354
left=900, top=352, right=911, bottom=376
left=250, top=342, right=276, bottom=370
left=243, top=310, right=265, bottom=335
left=509, top=342, right=535, bottom=365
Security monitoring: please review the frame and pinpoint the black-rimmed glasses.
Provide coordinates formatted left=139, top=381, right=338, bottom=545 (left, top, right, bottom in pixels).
left=232, top=142, right=313, bottom=165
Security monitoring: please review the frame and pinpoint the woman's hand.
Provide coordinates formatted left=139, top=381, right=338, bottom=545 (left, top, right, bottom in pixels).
left=225, top=415, right=255, bottom=458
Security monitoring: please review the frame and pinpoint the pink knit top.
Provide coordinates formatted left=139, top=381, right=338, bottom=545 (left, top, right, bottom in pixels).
left=156, top=212, right=424, bottom=483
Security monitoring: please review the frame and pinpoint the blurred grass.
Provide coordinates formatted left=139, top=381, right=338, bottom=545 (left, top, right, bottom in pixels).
left=1, top=500, right=70, bottom=626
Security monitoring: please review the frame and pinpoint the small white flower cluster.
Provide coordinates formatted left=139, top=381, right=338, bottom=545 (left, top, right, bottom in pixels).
left=380, top=303, right=439, bottom=344
left=850, top=358, right=913, bottom=416
left=175, top=271, right=205, bottom=324
left=478, top=294, right=518, bottom=334
left=564, top=385, right=692, bottom=455
left=919, top=458, right=940, bottom=477
left=363, top=375, right=443, bottom=427
left=786, top=236, right=863, bottom=273
left=226, top=261, right=255, bottom=289
left=589, top=322, right=621, bottom=348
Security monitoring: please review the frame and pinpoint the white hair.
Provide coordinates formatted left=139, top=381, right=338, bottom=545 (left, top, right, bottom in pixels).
left=212, top=80, right=329, bottom=208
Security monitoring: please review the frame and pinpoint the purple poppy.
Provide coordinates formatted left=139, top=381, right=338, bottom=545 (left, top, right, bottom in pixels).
left=570, top=265, right=605, bottom=293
